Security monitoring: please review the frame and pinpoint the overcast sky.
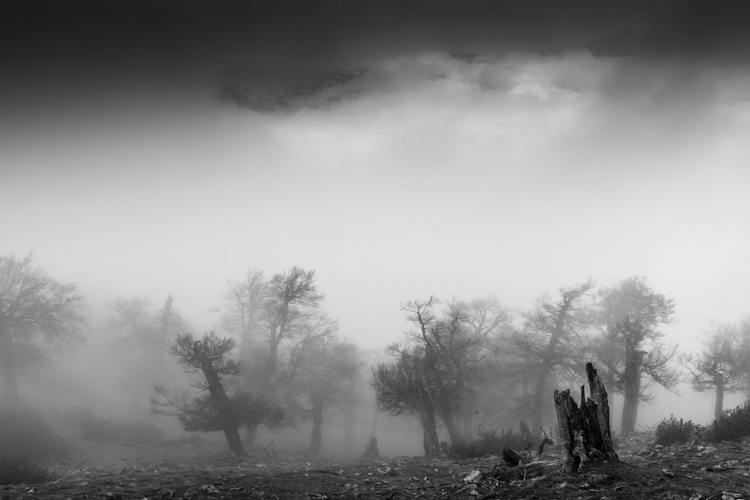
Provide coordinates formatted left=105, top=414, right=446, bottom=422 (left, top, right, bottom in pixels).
left=2, top=1, right=749, bottom=361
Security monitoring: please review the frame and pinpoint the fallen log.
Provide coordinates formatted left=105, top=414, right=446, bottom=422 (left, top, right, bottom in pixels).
left=491, top=460, right=558, bottom=481
left=553, top=362, right=619, bottom=473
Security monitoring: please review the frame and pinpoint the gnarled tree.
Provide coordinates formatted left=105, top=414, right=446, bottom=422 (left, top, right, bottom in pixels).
left=373, top=296, right=489, bottom=455
left=372, top=346, right=441, bottom=457
left=153, top=331, right=283, bottom=458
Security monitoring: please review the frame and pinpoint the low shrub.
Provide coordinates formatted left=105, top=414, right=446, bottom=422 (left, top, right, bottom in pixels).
left=654, top=414, right=695, bottom=446
left=448, top=426, right=530, bottom=459
left=704, top=403, right=750, bottom=442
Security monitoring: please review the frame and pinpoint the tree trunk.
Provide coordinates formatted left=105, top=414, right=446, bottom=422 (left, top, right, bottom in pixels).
left=531, top=365, right=551, bottom=431
left=714, top=373, right=725, bottom=421
left=341, top=408, right=355, bottom=456
left=437, top=402, right=462, bottom=445
left=222, top=427, right=248, bottom=458
left=462, top=411, right=474, bottom=442
left=0, top=319, right=20, bottom=409
left=554, top=363, right=618, bottom=473
left=419, top=404, right=441, bottom=457
left=621, top=349, right=643, bottom=433
left=259, top=348, right=277, bottom=400
left=243, top=422, right=259, bottom=447
left=369, top=406, right=379, bottom=438
left=532, top=304, right=570, bottom=430
left=196, top=344, right=248, bottom=458
left=310, top=397, right=323, bottom=456
left=362, top=406, right=380, bottom=457
left=157, top=295, right=173, bottom=365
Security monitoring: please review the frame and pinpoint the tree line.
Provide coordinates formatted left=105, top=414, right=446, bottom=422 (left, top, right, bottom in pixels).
left=373, top=278, right=750, bottom=456
left=1, top=253, right=748, bottom=458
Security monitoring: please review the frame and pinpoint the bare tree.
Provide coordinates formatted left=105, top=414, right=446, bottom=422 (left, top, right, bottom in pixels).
left=447, top=296, right=511, bottom=439
left=0, top=253, right=85, bottom=408
left=262, top=267, right=324, bottom=394
left=511, top=279, right=596, bottom=430
left=595, top=276, right=678, bottom=433
left=402, top=297, right=467, bottom=445
left=214, top=266, right=324, bottom=446
left=284, top=317, right=361, bottom=455
left=372, top=346, right=441, bottom=457
left=681, top=322, right=744, bottom=420
left=373, top=296, right=489, bottom=455
left=212, top=269, right=266, bottom=360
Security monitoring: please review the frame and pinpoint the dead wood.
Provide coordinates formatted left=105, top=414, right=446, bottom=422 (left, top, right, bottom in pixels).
left=553, top=362, right=619, bottom=473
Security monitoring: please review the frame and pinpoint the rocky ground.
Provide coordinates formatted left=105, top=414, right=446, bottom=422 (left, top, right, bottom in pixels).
left=3, top=433, right=750, bottom=499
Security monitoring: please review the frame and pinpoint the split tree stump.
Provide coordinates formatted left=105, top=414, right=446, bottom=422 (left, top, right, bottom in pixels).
left=553, top=362, right=619, bottom=473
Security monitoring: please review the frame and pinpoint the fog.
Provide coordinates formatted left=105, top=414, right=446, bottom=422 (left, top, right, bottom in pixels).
left=2, top=1, right=750, bottom=457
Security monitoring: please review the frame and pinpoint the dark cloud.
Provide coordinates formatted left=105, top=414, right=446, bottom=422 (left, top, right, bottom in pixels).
left=4, top=0, right=750, bottom=71
left=2, top=0, right=750, bottom=124
left=6, top=1, right=750, bottom=65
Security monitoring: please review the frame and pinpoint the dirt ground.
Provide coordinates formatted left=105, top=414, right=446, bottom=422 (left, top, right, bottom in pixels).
left=3, top=432, right=750, bottom=499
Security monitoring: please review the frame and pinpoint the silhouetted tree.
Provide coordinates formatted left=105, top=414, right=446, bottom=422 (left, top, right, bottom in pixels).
left=152, top=331, right=283, bottom=458
left=0, top=254, right=85, bottom=408
left=372, top=346, right=441, bottom=457
left=262, top=268, right=324, bottom=393
left=594, top=276, right=678, bottom=433
left=284, top=316, right=361, bottom=455
left=511, top=279, right=596, bottom=430
left=373, top=296, right=489, bottom=455
left=681, top=322, right=744, bottom=420
left=214, top=266, right=324, bottom=446
left=447, top=296, right=511, bottom=439
left=406, top=297, right=467, bottom=445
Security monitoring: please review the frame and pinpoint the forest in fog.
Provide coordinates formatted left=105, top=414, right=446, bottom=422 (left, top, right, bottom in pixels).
left=2, top=253, right=749, bottom=458
left=3, top=2, right=750, bottom=497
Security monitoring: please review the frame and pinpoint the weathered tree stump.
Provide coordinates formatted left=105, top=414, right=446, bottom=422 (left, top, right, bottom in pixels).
left=553, top=362, right=619, bottom=473
left=502, top=448, right=522, bottom=466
